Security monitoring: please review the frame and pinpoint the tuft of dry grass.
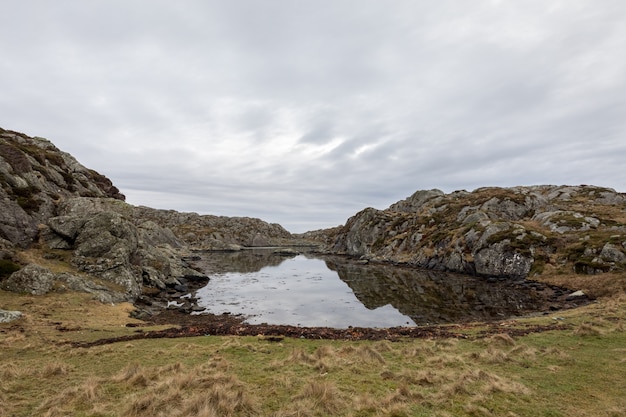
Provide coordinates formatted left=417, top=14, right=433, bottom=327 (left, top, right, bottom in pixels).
left=113, top=363, right=149, bottom=386
left=358, top=344, right=386, bottom=364
left=573, top=322, right=604, bottom=337
left=287, top=347, right=317, bottom=365
left=296, top=379, right=346, bottom=416
left=488, top=333, right=516, bottom=346
left=41, top=361, right=72, bottom=378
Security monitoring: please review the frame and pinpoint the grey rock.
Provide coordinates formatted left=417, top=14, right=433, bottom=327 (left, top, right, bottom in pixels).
left=325, top=185, right=626, bottom=279
left=0, top=129, right=125, bottom=250
left=1, top=264, right=56, bottom=295
left=600, top=243, right=626, bottom=263
left=47, top=215, right=88, bottom=241
left=55, top=272, right=129, bottom=303
left=0, top=309, right=23, bottom=323
left=595, top=190, right=626, bottom=205
left=474, top=243, right=533, bottom=278
left=273, top=248, right=299, bottom=256
left=568, top=290, right=586, bottom=298
left=389, top=189, right=445, bottom=213
left=460, top=210, right=490, bottom=226
left=39, top=225, right=73, bottom=250
left=480, top=197, right=529, bottom=221
left=0, top=196, right=39, bottom=248
left=532, top=210, right=600, bottom=234
left=74, top=212, right=138, bottom=258
left=137, top=220, right=181, bottom=248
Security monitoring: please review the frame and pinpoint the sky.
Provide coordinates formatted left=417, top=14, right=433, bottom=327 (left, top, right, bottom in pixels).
left=1, top=1, right=625, bottom=233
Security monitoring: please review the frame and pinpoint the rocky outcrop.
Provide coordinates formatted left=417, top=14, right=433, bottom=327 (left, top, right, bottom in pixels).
left=0, top=128, right=298, bottom=303
left=40, top=198, right=209, bottom=299
left=326, top=185, right=626, bottom=279
left=132, top=205, right=293, bottom=250
left=0, top=263, right=128, bottom=303
left=0, top=128, right=124, bottom=249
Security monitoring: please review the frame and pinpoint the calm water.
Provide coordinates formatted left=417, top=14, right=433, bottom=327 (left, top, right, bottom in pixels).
left=193, top=249, right=555, bottom=329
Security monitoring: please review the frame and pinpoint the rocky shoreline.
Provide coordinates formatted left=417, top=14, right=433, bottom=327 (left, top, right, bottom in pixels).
left=125, top=251, right=592, bottom=341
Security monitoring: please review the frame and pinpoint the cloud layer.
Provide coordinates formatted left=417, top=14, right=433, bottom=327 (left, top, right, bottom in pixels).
left=2, top=1, right=625, bottom=232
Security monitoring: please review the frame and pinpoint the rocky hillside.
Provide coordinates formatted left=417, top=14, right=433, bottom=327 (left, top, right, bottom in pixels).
left=0, top=128, right=124, bottom=248
left=0, top=128, right=295, bottom=302
left=323, top=186, right=626, bottom=280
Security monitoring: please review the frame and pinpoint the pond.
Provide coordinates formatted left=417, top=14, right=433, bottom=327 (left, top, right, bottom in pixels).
left=192, top=249, right=569, bottom=329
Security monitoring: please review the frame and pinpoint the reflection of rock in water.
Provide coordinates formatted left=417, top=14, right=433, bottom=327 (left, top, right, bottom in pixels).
left=193, top=249, right=297, bottom=275
left=326, top=260, right=549, bottom=325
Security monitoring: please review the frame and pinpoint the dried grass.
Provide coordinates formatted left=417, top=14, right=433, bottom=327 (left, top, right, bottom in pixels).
left=296, top=379, right=346, bottom=415
left=0, top=362, right=21, bottom=379
left=114, top=363, right=150, bottom=387
left=122, top=364, right=258, bottom=417
left=440, top=369, right=530, bottom=400
left=40, top=361, right=72, bottom=378
left=287, top=347, right=317, bottom=365
left=0, top=330, right=26, bottom=345
left=487, top=333, right=516, bottom=347
left=573, top=322, right=604, bottom=337
left=313, top=344, right=334, bottom=359
left=358, top=345, right=386, bottom=364
left=472, top=346, right=510, bottom=364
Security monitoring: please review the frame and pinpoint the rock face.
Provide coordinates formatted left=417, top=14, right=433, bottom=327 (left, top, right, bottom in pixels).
left=326, top=185, right=626, bottom=279
left=0, top=128, right=124, bottom=248
left=0, top=128, right=297, bottom=303
left=131, top=206, right=293, bottom=250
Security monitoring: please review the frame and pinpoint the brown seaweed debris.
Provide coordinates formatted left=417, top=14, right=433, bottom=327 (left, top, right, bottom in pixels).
left=68, top=309, right=570, bottom=348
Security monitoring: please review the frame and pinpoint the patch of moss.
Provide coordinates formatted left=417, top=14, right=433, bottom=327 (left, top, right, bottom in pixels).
left=0, top=143, right=32, bottom=174
left=486, top=228, right=549, bottom=247
left=469, top=188, right=528, bottom=206
left=551, top=212, right=596, bottom=229
left=16, top=196, right=43, bottom=213
left=12, top=185, right=43, bottom=213
left=44, top=151, right=65, bottom=167
left=12, top=184, right=39, bottom=198
left=0, top=259, right=21, bottom=278
left=60, top=170, right=75, bottom=187
left=573, top=259, right=612, bottom=274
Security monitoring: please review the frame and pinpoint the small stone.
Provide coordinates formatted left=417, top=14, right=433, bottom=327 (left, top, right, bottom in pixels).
left=567, top=290, right=586, bottom=300
left=0, top=309, right=23, bottom=323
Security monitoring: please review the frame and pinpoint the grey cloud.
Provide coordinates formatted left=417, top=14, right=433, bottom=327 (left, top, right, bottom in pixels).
left=1, top=1, right=625, bottom=232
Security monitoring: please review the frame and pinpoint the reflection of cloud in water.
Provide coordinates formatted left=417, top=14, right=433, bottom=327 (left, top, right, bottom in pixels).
left=195, top=253, right=413, bottom=328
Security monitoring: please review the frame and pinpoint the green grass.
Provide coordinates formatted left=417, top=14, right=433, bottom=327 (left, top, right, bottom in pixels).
left=1, top=290, right=626, bottom=416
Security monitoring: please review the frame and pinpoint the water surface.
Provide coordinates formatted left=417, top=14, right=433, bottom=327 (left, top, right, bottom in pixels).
left=194, top=250, right=557, bottom=329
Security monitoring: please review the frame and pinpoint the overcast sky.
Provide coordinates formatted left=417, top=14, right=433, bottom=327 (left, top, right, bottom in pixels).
left=2, top=1, right=625, bottom=232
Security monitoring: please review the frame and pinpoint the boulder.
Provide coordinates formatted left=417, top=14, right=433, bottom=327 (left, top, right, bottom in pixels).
left=0, top=264, right=56, bottom=295
left=600, top=243, right=626, bottom=263
left=474, top=243, right=533, bottom=278
left=47, top=215, right=88, bottom=241
left=0, top=309, right=23, bottom=323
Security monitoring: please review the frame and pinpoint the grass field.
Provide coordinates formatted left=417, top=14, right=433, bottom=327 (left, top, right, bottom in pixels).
left=1, top=277, right=626, bottom=416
